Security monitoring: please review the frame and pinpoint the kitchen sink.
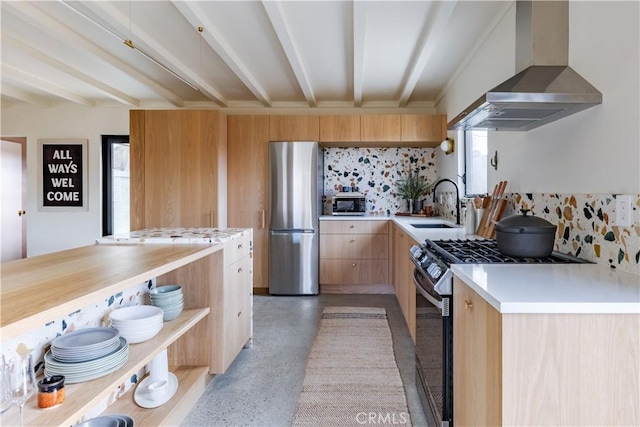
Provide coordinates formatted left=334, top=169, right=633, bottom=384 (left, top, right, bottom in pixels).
left=410, top=223, right=456, bottom=229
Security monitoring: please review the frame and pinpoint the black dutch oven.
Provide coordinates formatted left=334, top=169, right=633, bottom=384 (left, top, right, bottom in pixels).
left=495, top=209, right=557, bottom=257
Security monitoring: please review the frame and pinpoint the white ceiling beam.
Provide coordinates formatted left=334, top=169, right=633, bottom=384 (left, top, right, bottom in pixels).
left=0, top=84, right=53, bottom=107
left=2, top=64, right=93, bottom=106
left=398, top=1, right=457, bottom=107
left=81, top=1, right=227, bottom=107
left=3, top=1, right=184, bottom=107
left=171, top=1, right=272, bottom=107
left=262, top=0, right=317, bottom=107
left=352, top=1, right=367, bottom=108
left=2, top=32, right=139, bottom=107
left=435, top=1, right=514, bottom=106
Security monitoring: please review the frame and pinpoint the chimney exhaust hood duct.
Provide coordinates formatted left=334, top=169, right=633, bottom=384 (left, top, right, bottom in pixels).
left=448, top=0, right=602, bottom=131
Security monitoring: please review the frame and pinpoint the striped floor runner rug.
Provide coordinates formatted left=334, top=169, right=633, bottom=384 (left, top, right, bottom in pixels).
left=292, top=306, right=412, bottom=427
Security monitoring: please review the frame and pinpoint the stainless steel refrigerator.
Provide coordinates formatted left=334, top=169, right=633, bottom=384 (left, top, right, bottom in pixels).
left=268, top=141, right=323, bottom=295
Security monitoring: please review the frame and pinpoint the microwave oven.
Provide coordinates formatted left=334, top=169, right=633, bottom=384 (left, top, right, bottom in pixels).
left=331, top=192, right=366, bottom=215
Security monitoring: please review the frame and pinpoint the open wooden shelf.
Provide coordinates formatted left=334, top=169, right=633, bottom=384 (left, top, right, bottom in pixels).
left=104, top=365, right=212, bottom=427
left=2, top=308, right=209, bottom=427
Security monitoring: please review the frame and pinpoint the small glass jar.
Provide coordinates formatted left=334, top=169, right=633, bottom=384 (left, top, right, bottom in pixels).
left=37, top=375, right=65, bottom=409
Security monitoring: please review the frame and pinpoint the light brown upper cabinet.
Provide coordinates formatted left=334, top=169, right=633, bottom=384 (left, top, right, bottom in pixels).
left=129, top=110, right=227, bottom=230
left=360, top=115, right=402, bottom=142
left=319, top=115, right=361, bottom=142
left=227, top=115, right=270, bottom=291
left=401, top=115, right=447, bottom=145
left=269, top=115, right=319, bottom=141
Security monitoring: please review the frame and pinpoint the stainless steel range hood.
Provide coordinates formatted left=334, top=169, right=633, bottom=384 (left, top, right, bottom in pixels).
left=448, top=0, right=602, bottom=131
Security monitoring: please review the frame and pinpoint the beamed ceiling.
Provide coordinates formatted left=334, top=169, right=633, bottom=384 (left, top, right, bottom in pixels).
left=0, top=1, right=512, bottom=110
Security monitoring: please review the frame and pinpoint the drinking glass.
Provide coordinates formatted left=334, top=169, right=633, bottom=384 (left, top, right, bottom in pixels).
left=7, top=354, right=36, bottom=427
left=0, top=355, right=12, bottom=415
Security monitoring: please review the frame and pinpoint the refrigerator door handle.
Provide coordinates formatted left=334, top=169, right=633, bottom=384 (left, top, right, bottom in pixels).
left=270, top=230, right=315, bottom=235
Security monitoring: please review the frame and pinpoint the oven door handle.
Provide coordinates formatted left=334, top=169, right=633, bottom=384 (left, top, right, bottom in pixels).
left=413, top=273, right=443, bottom=312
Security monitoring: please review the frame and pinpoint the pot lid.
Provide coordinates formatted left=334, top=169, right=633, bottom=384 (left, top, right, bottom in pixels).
left=495, top=209, right=557, bottom=234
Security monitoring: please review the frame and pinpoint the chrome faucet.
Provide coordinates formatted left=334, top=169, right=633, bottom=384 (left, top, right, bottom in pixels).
left=432, top=178, right=460, bottom=225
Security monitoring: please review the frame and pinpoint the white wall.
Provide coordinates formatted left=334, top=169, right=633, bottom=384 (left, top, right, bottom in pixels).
left=1, top=104, right=130, bottom=256
left=438, top=1, right=640, bottom=194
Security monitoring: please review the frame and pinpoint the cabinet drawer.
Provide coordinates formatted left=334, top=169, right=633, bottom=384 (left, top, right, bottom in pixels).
left=223, top=255, right=252, bottom=365
left=320, top=220, right=388, bottom=234
left=320, top=234, right=389, bottom=259
left=224, top=234, right=251, bottom=266
left=320, top=259, right=389, bottom=285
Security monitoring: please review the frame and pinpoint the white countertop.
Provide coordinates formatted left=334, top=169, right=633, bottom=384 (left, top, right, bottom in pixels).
left=96, top=227, right=251, bottom=244
left=319, top=214, right=467, bottom=242
left=452, top=263, right=640, bottom=314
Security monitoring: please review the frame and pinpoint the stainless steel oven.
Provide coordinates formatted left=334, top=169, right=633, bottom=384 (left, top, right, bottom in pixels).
left=409, top=239, right=590, bottom=427
left=410, top=245, right=453, bottom=427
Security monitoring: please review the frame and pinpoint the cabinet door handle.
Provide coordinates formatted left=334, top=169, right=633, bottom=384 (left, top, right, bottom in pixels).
left=261, top=209, right=266, bottom=229
left=349, top=224, right=355, bottom=229
left=237, top=267, right=243, bottom=273
left=238, top=243, right=243, bottom=250
left=18, top=210, right=26, bottom=216
left=352, top=263, right=357, bottom=267
left=350, top=239, right=355, bottom=243
left=208, top=211, right=214, bottom=228
left=464, top=300, right=473, bottom=310
left=237, top=311, right=242, bottom=317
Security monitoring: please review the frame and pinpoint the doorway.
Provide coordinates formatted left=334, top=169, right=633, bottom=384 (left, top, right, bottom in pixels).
left=1, top=137, right=27, bottom=261
left=102, top=135, right=130, bottom=236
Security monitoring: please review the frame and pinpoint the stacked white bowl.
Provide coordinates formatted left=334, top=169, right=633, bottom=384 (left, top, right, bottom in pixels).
left=109, top=305, right=164, bottom=344
left=149, top=285, right=184, bottom=321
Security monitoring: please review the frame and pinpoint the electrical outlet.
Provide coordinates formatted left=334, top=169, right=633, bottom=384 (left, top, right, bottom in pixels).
left=615, top=195, right=632, bottom=227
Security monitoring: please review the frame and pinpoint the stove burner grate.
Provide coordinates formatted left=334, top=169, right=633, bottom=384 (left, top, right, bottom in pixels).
left=424, top=239, right=588, bottom=264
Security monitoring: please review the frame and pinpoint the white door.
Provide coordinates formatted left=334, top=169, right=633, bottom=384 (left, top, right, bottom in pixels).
left=1, top=139, right=25, bottom=261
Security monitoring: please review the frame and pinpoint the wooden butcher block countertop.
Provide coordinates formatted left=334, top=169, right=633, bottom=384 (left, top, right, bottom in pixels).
left=1, top=243, right=220, bottom=341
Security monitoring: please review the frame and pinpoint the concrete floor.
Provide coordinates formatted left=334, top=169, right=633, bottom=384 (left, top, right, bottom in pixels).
left=181, top=294, right=434, bottom=427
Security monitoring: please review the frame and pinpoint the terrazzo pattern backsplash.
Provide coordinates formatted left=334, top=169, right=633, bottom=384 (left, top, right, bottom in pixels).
left=501, top=193, right=640, bottom=275
left=323, top=147, right=438, bottom=215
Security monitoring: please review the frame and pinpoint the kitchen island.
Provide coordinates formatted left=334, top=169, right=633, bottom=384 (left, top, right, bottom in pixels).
left=451, top=263, right=639, bottom=426
left=1, top=227, right=252, bottom=427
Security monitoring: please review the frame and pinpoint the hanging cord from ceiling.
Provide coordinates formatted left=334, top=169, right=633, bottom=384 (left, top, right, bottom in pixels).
left=198, top=26, right=204, bottom=90
left=59, top=0, right=199, bottom=92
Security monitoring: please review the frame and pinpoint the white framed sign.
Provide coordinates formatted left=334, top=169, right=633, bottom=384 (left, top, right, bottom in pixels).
left=38, top=139, right=88, bottom=211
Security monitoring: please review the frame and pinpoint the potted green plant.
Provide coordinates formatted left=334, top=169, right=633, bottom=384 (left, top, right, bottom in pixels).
left=396, top=168, right=433, bottom=213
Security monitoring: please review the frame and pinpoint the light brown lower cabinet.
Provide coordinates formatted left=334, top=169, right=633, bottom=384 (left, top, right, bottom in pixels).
left=391, top=223, right=417, bottom=341
left=319, top=220, right=389, bottom=290
left=216, top=233, right=253, bottom=372
left=453, top=276, right=639, bottom=426
left=320, top=259, right=388, bottom=285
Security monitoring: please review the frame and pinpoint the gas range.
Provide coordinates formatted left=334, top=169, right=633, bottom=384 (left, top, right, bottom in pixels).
left=423, top=239, right=589, bottom=265
left=410, top=239, right=589, bottom=296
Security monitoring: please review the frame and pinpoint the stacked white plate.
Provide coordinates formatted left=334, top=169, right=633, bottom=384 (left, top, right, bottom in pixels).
left=149, top=285, right=184, bottom=321
left=109, top=305, right=164, bottom=344
left=45, top=328, right=129, bottom=384
left=76, top=414, right=134, bottom=427
left=50, top=327, right=120, bottom=363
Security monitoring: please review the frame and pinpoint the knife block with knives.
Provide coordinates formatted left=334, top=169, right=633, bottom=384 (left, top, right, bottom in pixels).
left=475, top=180, right=508, bottom=238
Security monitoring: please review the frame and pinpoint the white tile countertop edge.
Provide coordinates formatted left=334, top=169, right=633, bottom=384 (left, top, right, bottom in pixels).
left=451, top=263, right=640, bottom=314
left=96, top=227, right=251, bottom=244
